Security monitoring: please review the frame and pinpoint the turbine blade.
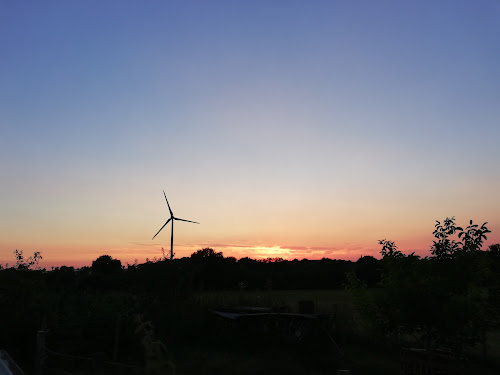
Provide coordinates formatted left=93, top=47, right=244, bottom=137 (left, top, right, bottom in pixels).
left=152, top=218, right=172, bottom=240
left=163, top=190, right=173, bottom=215
left=175, top=217, right=200, bottom=224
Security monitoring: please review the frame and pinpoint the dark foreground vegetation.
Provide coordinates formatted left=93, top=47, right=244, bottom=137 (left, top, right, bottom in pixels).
left=1, top=217, right=499, bottom=374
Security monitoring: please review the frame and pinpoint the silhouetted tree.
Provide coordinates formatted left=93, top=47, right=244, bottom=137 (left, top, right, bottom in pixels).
left=378, top=239, right=404, bottom=259
left=430, top=217, right=462, bottom=258
left=488, top=243, right=500, bottom=256
left=355, top=256, right=380, bottom=286
left=257, top=257, right=285, bottom=263
left=13, top=249, right=43, bottom=270
left=87, top=255, right=124, bottom=290
left=238, top=257, right=257, bottom=264
left=91, top=255, right=122, bottom=274
left=190, top=248, right=223, bottom=260
left=458, top=220, right=491, bottom=253
left=352, top=218, right=495, bottom=354
left=46, top=265, right=76, bottom=290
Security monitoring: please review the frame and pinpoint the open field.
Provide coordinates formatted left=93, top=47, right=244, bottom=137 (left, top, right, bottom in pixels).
left=187, top=288, right=500, bottom=375
left=195, top=289, right=355, bottom=312
left=1, top=260, right=498, bottom=374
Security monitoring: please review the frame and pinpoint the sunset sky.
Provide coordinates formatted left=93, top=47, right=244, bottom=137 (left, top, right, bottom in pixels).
left=1, top=1, right=499, bottom=268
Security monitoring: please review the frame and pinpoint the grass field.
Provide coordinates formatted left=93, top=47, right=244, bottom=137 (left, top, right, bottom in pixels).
left=182, top=288, right=500, bottom=375
left=195, top=289, right=354, bottom=312
left=185, top=289, right=401, bottom=375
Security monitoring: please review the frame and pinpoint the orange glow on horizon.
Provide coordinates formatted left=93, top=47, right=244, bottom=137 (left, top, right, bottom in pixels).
left=2, top=228, right=499, bottom=270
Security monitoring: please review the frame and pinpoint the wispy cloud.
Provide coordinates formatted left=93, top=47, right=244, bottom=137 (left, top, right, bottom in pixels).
left=196, top=243, right=252, bottom=249
left=129, top=242, right=159, bottom=247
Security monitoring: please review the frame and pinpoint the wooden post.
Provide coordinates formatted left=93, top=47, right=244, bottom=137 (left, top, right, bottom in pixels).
left=34, top=317, right=47, bottom=375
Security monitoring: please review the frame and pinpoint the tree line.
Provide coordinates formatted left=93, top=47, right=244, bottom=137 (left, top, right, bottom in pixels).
left=1, top=216, right=499, bottom=371
left=347, top=217, right=500, bottom=356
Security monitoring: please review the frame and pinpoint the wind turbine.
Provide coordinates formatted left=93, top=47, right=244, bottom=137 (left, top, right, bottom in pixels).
left=152, top=190, right=199, bottom=260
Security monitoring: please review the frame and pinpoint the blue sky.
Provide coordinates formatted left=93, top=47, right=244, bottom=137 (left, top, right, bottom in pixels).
left=1, top=1, right=499, bottom=266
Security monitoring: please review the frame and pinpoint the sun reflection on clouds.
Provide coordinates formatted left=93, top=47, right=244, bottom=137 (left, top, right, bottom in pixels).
left=33, top=236, right=447, bottom=269
left=248, top=245, right=291, bottom=259
left=191, top=242, right=380, bottom=261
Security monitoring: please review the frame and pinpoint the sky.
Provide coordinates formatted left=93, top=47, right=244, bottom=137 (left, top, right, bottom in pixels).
left=1, top=1, right=499, bottom=268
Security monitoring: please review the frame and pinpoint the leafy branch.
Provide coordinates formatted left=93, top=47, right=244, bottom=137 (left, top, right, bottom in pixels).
left=14, top=249, right=43, bottom=270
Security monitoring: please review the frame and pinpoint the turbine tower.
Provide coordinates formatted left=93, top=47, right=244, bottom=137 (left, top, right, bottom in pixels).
left=152, top=190, right=199, bottom=260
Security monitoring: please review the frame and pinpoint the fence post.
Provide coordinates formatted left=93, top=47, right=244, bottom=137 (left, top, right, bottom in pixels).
left=34, top=317, right=47, bottom=375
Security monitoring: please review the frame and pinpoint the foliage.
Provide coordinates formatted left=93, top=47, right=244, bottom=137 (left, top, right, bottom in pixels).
left=366, top=217, right=496, bottom=355
left=344, top=271, right=380, bottom=336
left=354, top=256, right=381, bottom=287
left=378, top=239, right=404, bottom=259
left=91, top=254, right=122, bottom=274
left=430, top=217, right=490, bottom=258
left=257, top=257, right=286, bottom=263
left=190, top=247, right=223, bottom=260
left=459, top=220, right=491, bottom=253
left=488, top=243, right=500, bottom=255
left=13, top=249, right=43, bottom=270
left=430, top=217, right=462, bottom=258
